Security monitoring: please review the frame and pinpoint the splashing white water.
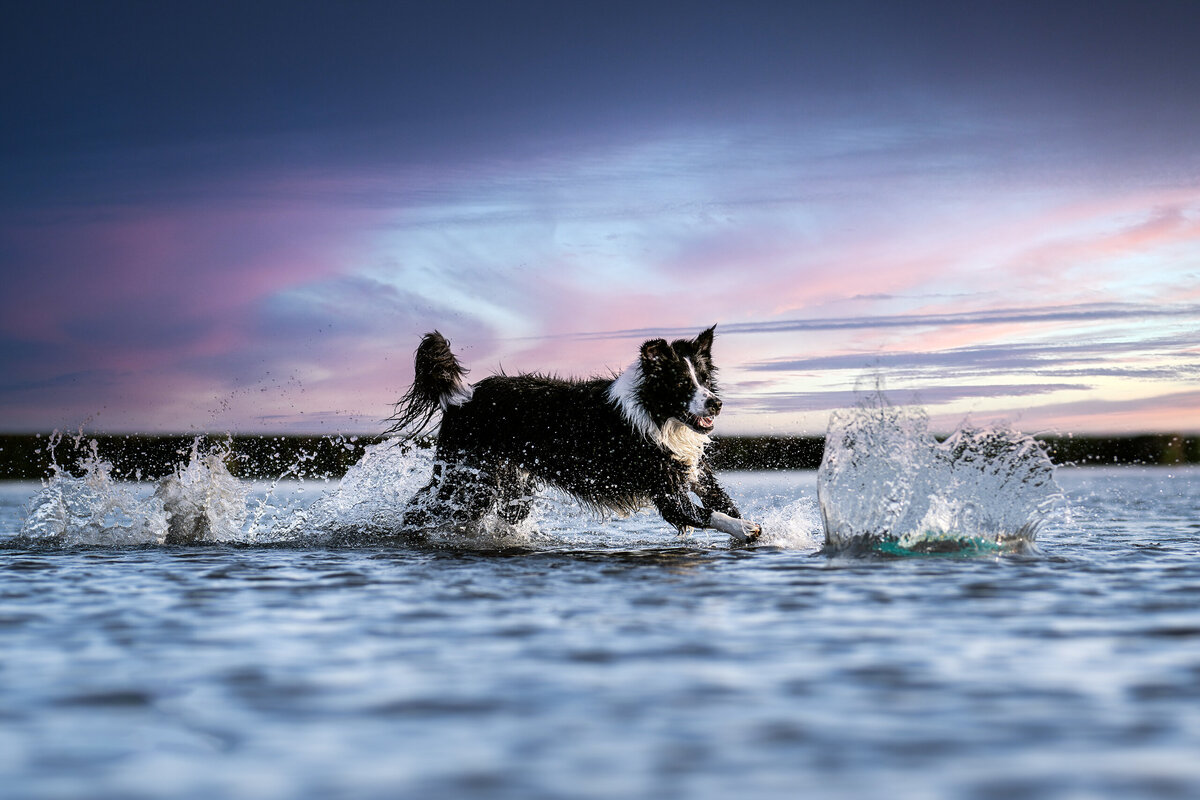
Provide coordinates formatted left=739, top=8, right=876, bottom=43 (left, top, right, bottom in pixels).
left=817, top=393, right=1062, bottom=554
left=11, top=435, right=622, bottom=549
left=154, top=440, right=248, bottom=544
left=754, top=496, right=823, bottom=549
left=269, top=439, right=438, bottom=544
left=12, top=433, right=793, bottom=551
left=18, top=406, right=1049, bottom=555
left=20, top=438, right=168, bottom=546
left=18, top=437, right=258, bottom=546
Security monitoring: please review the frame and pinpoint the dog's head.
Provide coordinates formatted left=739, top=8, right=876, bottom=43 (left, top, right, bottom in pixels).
left=628, top=325, right=723, bottom=435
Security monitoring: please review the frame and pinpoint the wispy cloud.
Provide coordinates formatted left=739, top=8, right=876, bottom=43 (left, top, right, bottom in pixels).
left=529, top=302, right=1200, bottom=342
left=744, top=383, right=1091, bottom=413
left=744, top=328, right=1200, bottom=376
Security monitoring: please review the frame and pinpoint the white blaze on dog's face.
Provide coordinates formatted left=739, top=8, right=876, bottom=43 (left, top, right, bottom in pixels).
left=684, top=357, right=719, bottom=427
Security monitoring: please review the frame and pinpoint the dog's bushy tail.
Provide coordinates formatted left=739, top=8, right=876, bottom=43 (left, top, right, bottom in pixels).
left=385, top=331, right=472, bottom=441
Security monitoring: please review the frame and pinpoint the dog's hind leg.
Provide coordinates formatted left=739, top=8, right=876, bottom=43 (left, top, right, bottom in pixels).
left=496, top=466, right=537, bottom=525
left=431, top=459, right=504, bottom=527
left=401, top=461, right=447, bottom=530
left=402, top=460, right=500, bottom=530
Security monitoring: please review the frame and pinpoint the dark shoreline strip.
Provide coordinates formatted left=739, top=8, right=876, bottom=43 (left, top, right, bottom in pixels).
left=0, top=433, right=1197, bottom=482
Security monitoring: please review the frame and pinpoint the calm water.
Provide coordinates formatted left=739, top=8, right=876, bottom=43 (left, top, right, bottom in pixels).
left=2, top=466, right=1199, bottom=799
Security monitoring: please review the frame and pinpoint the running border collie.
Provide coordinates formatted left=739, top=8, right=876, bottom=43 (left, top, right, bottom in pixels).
left=388, top=326, right=762, bottom=542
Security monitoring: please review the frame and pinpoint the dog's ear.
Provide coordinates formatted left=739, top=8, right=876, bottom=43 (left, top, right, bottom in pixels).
left=640, top=338, right=671, bottom=363
left=695, top=325, right=716, bottom=357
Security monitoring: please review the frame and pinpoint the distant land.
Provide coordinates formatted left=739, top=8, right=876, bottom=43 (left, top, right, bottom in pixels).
left=0, top=433, right=1197, bottom=482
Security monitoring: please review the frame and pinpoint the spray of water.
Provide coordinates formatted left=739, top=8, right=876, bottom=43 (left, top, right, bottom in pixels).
left=754, top=497, right=823, bottom=549
left=817, top=392, right=1062, bottom=554
left=13, top=394, right=1059, bottom=555
left=269, top=439, right=438, bottom=545
left=20, top=436, right=169, bottom=546
left=155, top=439, right=248, bottom=544
left=13, top=435, right=554, bottom=549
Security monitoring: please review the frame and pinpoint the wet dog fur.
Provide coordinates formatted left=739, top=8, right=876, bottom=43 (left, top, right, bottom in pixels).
left=389, top=327, right=761, bottom=542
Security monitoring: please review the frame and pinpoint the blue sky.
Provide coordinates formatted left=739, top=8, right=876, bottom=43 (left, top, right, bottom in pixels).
left=1, top=1, right=1198, bottom=434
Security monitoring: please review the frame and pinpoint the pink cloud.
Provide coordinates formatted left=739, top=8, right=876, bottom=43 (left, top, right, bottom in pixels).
left=1, top=189, right=385, bottom=371
left=4, top=129, right=1197, bottom=435
left=745, top=186, right=1200, bottom=320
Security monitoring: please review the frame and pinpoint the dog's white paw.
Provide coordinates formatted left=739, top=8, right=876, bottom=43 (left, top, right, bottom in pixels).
left=710, top=512, right=763, bottom=543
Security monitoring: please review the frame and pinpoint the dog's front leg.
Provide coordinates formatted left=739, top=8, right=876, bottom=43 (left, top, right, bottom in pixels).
left=694, top=463, right=762, bottom=543
left=707, top=511, right=762, bottom=543
left=694, top=461, right=742, bottom=518
left=653, top=492, right=761, bottom=543
left=653, top=492, right=709, bottom=533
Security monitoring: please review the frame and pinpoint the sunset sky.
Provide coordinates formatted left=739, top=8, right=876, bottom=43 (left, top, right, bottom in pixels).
left=2, top=1, right=1198, bottom=435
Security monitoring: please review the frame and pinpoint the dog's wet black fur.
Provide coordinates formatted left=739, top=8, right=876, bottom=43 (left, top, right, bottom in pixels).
left=389, top=327, right=761, bottom=542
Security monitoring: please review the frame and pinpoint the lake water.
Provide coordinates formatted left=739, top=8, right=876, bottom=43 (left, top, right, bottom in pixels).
left=2, top=461, right=1199, bottom=799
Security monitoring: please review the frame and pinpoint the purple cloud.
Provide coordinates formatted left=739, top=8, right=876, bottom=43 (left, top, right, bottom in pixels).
left=742, top=384, right=1091, bottom=414
left=3, top=3, right=1200, bottom=435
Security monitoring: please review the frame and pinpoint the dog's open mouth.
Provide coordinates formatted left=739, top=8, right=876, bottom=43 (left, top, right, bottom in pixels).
left=683, top=413, right=716, bottom=433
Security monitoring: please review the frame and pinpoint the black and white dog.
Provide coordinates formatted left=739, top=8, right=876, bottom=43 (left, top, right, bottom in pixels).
left=389, top=326, right=762, bottom=542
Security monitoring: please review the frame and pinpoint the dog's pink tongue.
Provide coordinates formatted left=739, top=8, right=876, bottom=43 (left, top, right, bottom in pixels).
left=699, top=416, right=714, bottom=428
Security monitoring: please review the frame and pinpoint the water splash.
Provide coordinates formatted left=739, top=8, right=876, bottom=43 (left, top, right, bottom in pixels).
left=12, top=433, right=587, bottom=549
left=817, top=393, right=1062, bottom=555
left=155, top=439, right=248, bottom=544
left=746, top=496, right=822, bottom=550
left=15, top=418, right=923, bottom=553
left=20, top=437, right=168, bottom=546
left=269, top=439, right=437, bottom=545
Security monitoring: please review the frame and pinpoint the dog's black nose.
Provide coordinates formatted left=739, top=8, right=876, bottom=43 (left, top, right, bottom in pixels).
left=707, top=396, right=723, bottom=415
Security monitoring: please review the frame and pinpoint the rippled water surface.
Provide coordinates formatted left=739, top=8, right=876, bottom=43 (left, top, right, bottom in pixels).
left=3, top=467, right=1200, bottom=799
